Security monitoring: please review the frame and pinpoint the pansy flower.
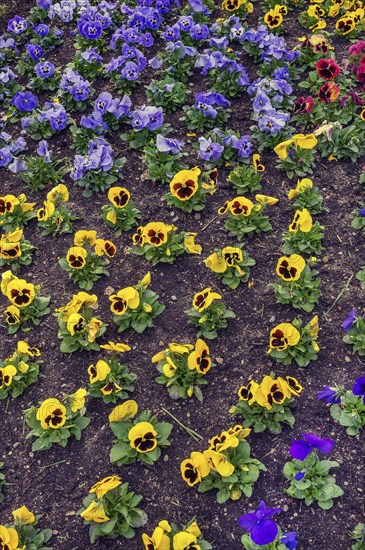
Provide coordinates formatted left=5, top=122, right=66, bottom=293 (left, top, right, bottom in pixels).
left=170, top=167, right=201, bottom=201
left=89, top=475, right=122, bottom=498
left=180, top=451, right=210, bottom=486
left=317, top=385, right=341, bottom=404
left=192, top=287, right=221, bottom=312
left=74, top=230, right=97, bottom=247
left=318, top=81, right=340, bottom=103
left=109, top=400, right=138, bottom=423
left=36, top=398, right=67, bottom=430
left=203, top=449, right=235, bottom=477
left=0, top=526, right=19, bottom=550
left=316, top=58, right=340, bottom=80
left=6, top=279, right=35, bottom=308
left=109, top=287, right=140, bottom=315
left=66, top=246, right=87, bottom=269
left=237, top=380, right=259, bottom=404
left=218, top=196, right=254, bottom=216
left=88, top=359, right=111, bottom=383
left=188, top=339, right=212, bottom=374
left=289, top=209, right=312, bottom=233
left=0, top=365, right=17, bottom=389
left=142, top=521, right=171, bottom=550
left=66, top=312, right=85, bottom=335
left=128, top=421, right=157, bottom=453
left=94, top=239, right=116, bottom=257
left=5, top=305, right=20, bottom=325
left=353, top=375, right=365, bottom=403
left=269, top=322, right=300, bottom=351
left=12, top=505, right=35, bottom=525
left=254, top=375, right=292, bottom=410
left=276, top=254, right=306, bottom=281
left=341, top=308, right=357, bottom=332
left=80, top=501, right=109, bottom=523
left=108, top=187, right=130, bottom=208
left=239, top=501, right=281, bottom=545
left=289, top=433, right=334, bottom=460
left=288, top=178, right=313, bottom=200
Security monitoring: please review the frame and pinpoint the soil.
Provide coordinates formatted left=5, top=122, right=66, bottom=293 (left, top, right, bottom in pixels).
left=0, top=2, right=365, bottom=550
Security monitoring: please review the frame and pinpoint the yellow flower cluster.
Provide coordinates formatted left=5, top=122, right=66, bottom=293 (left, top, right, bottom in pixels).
left=237, top=374, right=303, bottom=410
left=37, top=184, right=69, bottom=222
left=142, top=520, right=203, bottom=550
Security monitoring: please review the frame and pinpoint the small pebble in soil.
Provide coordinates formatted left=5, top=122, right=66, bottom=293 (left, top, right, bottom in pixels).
left=171, top=295, right=177, bottom=301
left=345, top=356, right=351, bottom=363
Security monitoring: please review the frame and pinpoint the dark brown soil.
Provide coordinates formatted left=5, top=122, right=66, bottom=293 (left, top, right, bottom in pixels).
left=0, top=2, right=365, bottom=550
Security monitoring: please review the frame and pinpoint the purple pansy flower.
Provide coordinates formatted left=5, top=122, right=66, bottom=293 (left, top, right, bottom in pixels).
left=317, top=386, right=341, bottom=404
left=290, top=434, right=334, bottom=461
left=35, top=61, right=55, bottom=78
left=353, top=375, right=365, bottom=403
left=156, top=134, right=183, bottom=155
left=10, top=91, right=38, bottom=112
left=359, top=207, right=365, bottom=216
left=239, top=501, right=281, bottom=546
left=280, top=532, right=298, bottom=550
left=341, top=308, right=357, bottom=332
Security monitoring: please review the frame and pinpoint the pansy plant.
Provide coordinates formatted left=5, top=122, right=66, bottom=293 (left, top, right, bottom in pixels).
left=131, top=222, right=202, bottom=265
left=109, top=401, right=173, bottom=466
left=145, top=76, right=190, bottom=112
left=180, top=91, right=231, bottom=133
left=287, top=177, right=327, bottom=215
left=142, top=134, right=188, bottom=184
left=204, top=244, right=255, bottom=289
left=0, top=340, right=41, bottom=399
left=78, top=475, right=147, bottom=543
left=268, top=316, right=319, bottom=367
left=20, top=140, right=67, bottom=192
left=230, top=373, right=303, bottom=433
left=271, top=254, right=321, bottom=312
left=283, top=434, right=343, bottom=509
left=218, top=195, right=278, bottom=239
left=228, top=163, right=263, bottom=196
left=37, top=184, right=77, bottom=236
left=319, top=376, right=365, bottom=436
left=342, top=308, right=365, bottom=356
left=142, top=518, right=213, bottom=550
left=109, top=272, right=165, bottom=334
left=165, top=167, right=216, bottom=212
left=349, top=522, right=365, bottom=550
left=0, top=193, right=36, bottom=232
left=1, top=506, right=53, bottom=550
left=274, top=134, right=318, bottom=179
left=101, top=186, right=141, bottom=236
left=352, top=204, right=365, bottom=235
left=24, top=389, right=90, bottom=451
left=0, top=228, right=35, bottom=271
left=239, top=501, right=299, bottom=549
left=181, top=425, right=266, bottom=503
left=186, top=287, right=236, bottom=340
left=59, top=229, right=117, bottom=290
left=54, top=291, right=106, bottom=352
left=154, top=339, right=215, bottom=401
left=1, top=271, right=51, bottom=334
left=87, top=343, right=136, bottom=404
left=281, top=208, right=324, bottom=256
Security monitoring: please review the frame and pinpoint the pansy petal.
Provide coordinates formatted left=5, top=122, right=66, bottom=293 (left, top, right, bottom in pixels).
left=289, top=440, right=311, bottom=460
left=250, top=519, right=278, bottom=545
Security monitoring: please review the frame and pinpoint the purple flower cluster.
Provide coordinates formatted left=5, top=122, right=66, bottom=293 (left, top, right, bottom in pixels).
left=60, top=69, right=91, bottom=102
left=37, top=101, right=68, bottom=131
left=0, top=134, right=27, bottom=173
left=70, top=138, right=114, bottom=180
left=195, top=50, right=250, bottom=89
left=195, top=91, right=230, bottom=118
left=129, top=105, right=164, bottom=131
left=105, top=44, right=147, bottom=83
left=77, top=6, right=111, bottom=40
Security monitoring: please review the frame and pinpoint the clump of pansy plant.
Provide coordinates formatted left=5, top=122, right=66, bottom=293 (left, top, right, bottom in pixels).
left=30, top=60, right=61, bottom=93
left=101, top=186, right=141, bottom=236
left=352, top=204, right=365, bottom=235
left=180, top=91, right=231, bottom=132
left=22, top=101, right=70, bottom=141
left=87, top=342, right=136, bottom=405
left=1, top=270, right=51, bottom=334
left=0, top=506, right=53, bottom=550
left=0, top=192, right=36, bottom=232
left=230, top=373, right=302, bottom=433
left=204, top=244, right=255, bottom=289
left=142, top=134, right=188, bottom=184
left=59, top=229, right=116, bottom=290
left=287, top=177, right=327, bottom=215
left=131, top=222, right=201, bottom=265
left=194, top=128, right=254, bottom=169
left=120, top=106, right=169, bottom=150
left=109, top=272, right=165, bottom=334
left=24, top=389, right=90, bottom=451
left=218, top=194, right=278, bottom=239
left=70, top=138, right=126, bottom=198
left=186, top=287, right=236, bottom=340
left=57, top=69, right=95, bottom=113
left=78, top=474, right=147, bottom=543
left=142, top=518, right=213, bottom=550
left=145, top=75, right=190, bottom=112
left=181, top=425, right=266, bottom=503
left=19, top=140, right=67, bottom=192
left=154, top=340, right=215, bottom=401
left=316, top=122, right=365, bottom=164
left=0, top=228, right=35, bottom=271
left=109, top=400, right=173, bottom=467
left=318, top=376, right=365, bottom=436
left=239, top=501, right=299, bottom=549
left=165, top=166, right=216, bottom=212
left=37, top=184, right=77, bottom=236
left=274, top=134, right=318, bottom=179
left=228, top=158, right=264, bottom=195
left=271, top=254, right=321, bottom=312
left=9, top=91, right=39, bottom=123
left=283, top=433, right=343, bottom=509
left=281, top=208, right=324, bottom=256
left=0, top=340, right=41, bottom=399
left=342, top=308, right=365, bottom=356
left=54, top=291, right=106, bottom=353
left=350, top=522, right=365, bottom=549
left=268, top=316, right=319, bottom=367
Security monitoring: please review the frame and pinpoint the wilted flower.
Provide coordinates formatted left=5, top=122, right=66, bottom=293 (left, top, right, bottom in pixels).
left=317, top=385, right=341, bottom=404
